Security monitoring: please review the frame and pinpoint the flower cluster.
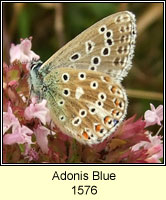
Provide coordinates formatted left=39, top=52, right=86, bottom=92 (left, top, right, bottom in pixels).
left=3, top=38, right=163, bottom=163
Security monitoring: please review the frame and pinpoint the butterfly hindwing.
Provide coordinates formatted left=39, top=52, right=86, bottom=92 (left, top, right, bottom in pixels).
left=43, top=68, right=127, bottom=145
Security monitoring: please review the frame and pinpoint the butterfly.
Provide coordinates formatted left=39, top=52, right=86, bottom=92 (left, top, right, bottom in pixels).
left=29, top=11, right=136, bottom=146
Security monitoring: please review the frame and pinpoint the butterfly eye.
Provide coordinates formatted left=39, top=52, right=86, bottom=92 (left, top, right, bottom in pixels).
left=59, top=115, right=66, bottom=121
left=98, top=92, right=107, bottom=101
left=79, top=109, right=87, bottom=118
left=62, top=73, right=70, bottom=82
left=72, top=117, right=82, bottom=126
left=42, top=85, right=47, bottom=92
left=94, top=124, right=106, bottom=135
left=103, top=116, right=114, bottom=128
left=89, top=65, right=97, bottom=71
left=101, top=47, right=111, bottom=56
left=82, top=131, right=90, bottom=140
left=98, top=25, right=107, bottom=34
left=58, top=99, right=65, bottom=106
left=104, top=30, right=113, bottom=38
left=90, top=81, right=98, bottom=89
left=96, top=100, right=103, bottom=107
left=62, top=88, right=70, bottom=96
left=89, top=107, right=97, bottom=115
left=113, top=98, right=125, bottom=110
left=99, top=128, right=107, bottom=134
left=30, top=60, right=43, bottom=70
left=85, top=40, right=95, bottom=54
left=109, top=86, right=124, bottom=98
left=105, top=38, right=114, bottom=46
left=78, top=72, right=86, bottom=80
left=112, top=109, right=123, bottom=118
left=91, top=56, right=101, bottom=66
left=70, top=52, right=81, bottom=62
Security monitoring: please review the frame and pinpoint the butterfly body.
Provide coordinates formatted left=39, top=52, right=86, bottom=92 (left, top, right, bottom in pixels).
left=29, top=11, right=136, bottom=145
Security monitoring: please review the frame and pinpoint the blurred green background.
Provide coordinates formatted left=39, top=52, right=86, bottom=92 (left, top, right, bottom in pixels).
left=3, top=2, right=163, bottom=135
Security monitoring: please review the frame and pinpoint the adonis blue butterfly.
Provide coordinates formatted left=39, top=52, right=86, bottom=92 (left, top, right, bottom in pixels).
left=29, top=11, right=136, bottom=145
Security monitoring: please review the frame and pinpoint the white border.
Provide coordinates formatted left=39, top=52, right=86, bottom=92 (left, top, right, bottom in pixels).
left=1, top=1, right=165, bottom=166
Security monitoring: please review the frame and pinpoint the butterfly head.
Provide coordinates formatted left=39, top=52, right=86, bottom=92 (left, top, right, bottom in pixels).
left=29, top=60, right=44, bottom=99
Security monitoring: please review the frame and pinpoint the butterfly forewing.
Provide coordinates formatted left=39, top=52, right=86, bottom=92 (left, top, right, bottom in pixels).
left=43, top=68, right=127, bottom=145
left=41, top=11, right=136, bottom=82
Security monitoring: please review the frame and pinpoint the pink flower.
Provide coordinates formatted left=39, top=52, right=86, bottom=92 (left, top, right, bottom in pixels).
left=3, top=124, right=33, bottom=145
left=3, top=105, right=19, bottom=134
left=132, top=131, right=163, bottom=163
left=34, top=125, right=51, bottom=154
left=24, top=97, right=51, bottom=125
left=9, top=38, right=40, bottom=67
left=24, top=144, right=39, bottom=161
left=8, top=80, right=18, bottom=87
left=144, top=104, right=163, bottom=127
